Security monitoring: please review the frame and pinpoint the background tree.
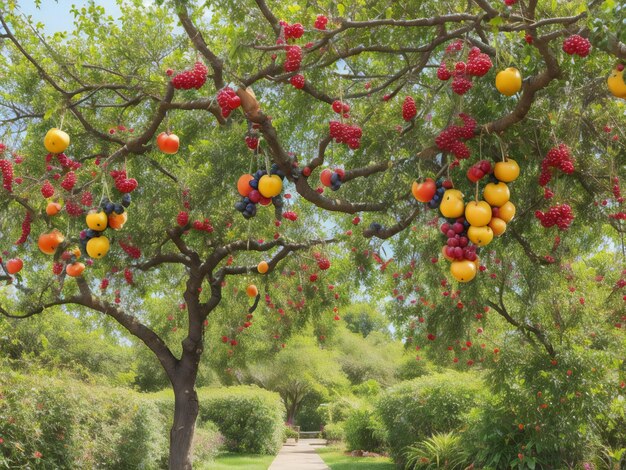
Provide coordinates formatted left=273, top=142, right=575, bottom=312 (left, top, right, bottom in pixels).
left=0, top=0, right=625, bottom=468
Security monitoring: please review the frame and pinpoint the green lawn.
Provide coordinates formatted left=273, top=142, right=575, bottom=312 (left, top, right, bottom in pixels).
left=197, top=452, right=274, bottom=470
left=317, top=447, right=395, bottom=470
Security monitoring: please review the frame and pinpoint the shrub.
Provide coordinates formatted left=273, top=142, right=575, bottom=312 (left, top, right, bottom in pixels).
left=284, top=427, right=300, bottom=441
left=192, top=421, right=225, bottom=464
left=375, top=371, right=486, bottom=465
left=322, top=422, right=345, bottom=443
left=344, top=408, right=386, bottom=453
left=405, top=432, right=469, bottom=470
left=0, top=370, right=168, bottom=469
left=197, top=385, right=285, bottom=454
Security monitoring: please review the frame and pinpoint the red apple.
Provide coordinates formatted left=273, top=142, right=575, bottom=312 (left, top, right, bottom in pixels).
left=6, top=258, right=23, bottom=274
left=411, top=178, right=436, bottom=203
left=156, top=132, right=180, bottom=154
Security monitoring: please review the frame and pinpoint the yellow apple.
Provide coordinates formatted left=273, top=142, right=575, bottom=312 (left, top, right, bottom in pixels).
left=258, top=175, right=283, bottom=198
left=607, top=68, right=626, bottom=99
left=439, top=189, right=465, bottom=218
left=86, top=236, right=110, bottom=259
left=483, top=182, right=510, bottom=207
left=468, top=225, right=494, bottom=246
left=498, top=201, right=516, bottom=223
left=450, top=260, right=477, bottom=283
left=494, top=158, right=520, bottom=183
left=44, top=128, right=70, bottom=153
left=465, top=201, right=492, bottom=227
left=86, top=210, right=108, bottom=231
left=495, top=67, right=522, bottom=96
left=489, top=217, right=507, bottom=236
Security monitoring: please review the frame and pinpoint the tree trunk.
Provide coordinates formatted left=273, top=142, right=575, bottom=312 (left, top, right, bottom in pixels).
left=169, top=380, right=199, bottom=470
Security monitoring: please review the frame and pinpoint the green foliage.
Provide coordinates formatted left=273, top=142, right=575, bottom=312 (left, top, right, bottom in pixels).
left=376, top=372, right=486, bottom=465
left=0, top=370, right=168, bottom=469
left=405, top=432, right=469, bottom=470
left=284, top=426, right=300, bottom=440
left=323, top=422, right=345, bottom=443
left=196, top=386, right=285, bottom=455
left=342, top=303, right=390, bottom=338
left=192, top=422, right=226, bottom=465
left=344, top=408, right=387, bottom=453
left=317, top=446, right=395, bottom=470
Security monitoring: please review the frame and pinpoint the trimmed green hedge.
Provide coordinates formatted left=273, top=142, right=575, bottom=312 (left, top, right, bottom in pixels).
left=375, top=371, right=486, bottom=465
left=197, top=386, right=285, bottom=454
left=0, top=371, right=168, bottom=469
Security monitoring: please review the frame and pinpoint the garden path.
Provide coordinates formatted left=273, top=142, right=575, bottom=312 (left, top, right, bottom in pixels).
left=268, top=438, right=330, bottom=470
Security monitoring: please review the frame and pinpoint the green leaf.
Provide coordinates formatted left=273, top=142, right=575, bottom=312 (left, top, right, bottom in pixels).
left=287, top=4, right=301, bottom=13
left=337, top=3, right=345, bottom=16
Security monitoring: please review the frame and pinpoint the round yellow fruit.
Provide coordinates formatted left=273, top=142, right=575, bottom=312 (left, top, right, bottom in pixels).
left=494, top=158, right=520, bottom=183
left=86, top=210, right=108, bottom=231
left=468, top=225, right=494, bottom=246
left=258, top=175, right=283, bottom=198
left=489, top=217, right=507, bottom=236
left=439, top=189, right=465, bottom=218
left=498, top=201, right=516, bottom=223
left=465, top=201, right=492, bottom=227
left=450, top=260, right=477, bottom=283
left=483, top=182, right=510, bottom=207
left=495, top=67, right=522, bottom=96
left=44, top=128, right=70, bottom=153
left=257, top=261, right=269, bottom=274
left=86, top=236, right=110, bottom=259
left=607, top=68, right=626, bottom=99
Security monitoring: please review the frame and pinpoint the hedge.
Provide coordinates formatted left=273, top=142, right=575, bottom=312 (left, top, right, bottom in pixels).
left=0, top=370, right=168, bottom=469
left=196, top=385, right=285, bottom=454
left=375, top=371, right=486, bottom=465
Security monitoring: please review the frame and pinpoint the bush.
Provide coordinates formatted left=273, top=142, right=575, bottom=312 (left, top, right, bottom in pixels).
left=0, top=370, right=168, bottom=469
left=344, top=408, right=386, bottom=453
left=284, top=426, right=300, bottom=441
left=192, top=421, right=225, bottom=464
left=405, top=432, right=469, bottom=470
left=375, top=371, right=486, bottom=465
left=322, top=422, right=345, bottom=443
left=197, top=385, right=285, bottom=454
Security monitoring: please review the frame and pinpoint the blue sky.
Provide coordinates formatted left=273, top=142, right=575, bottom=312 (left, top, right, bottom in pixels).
left=20, top=0, right=122, bottom=33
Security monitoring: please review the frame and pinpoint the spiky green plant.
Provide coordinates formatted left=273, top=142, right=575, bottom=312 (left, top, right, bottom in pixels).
left=404, top=432, right=469, bottom=470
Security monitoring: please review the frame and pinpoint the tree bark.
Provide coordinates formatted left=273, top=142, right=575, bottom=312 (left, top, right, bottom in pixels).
left=169, top=379, right=199, bottom=470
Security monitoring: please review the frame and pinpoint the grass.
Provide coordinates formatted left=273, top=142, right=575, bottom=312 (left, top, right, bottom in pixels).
left=197, top=452, right=275, bottom=470
left=317, top=446, right=395, bottom=470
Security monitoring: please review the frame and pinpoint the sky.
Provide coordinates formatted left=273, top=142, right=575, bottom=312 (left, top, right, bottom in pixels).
left=20, top=0, right=123, bottom=34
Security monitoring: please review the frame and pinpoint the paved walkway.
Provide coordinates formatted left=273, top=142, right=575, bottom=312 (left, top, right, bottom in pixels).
left=269, top=438, right=329, bottom=470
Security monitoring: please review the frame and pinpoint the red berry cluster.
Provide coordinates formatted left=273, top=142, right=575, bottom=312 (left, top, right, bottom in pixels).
left=280, top=21, right=304, bottom=40
left=441, top=220, right=478, bottom=261
left=216, top=87, right=241, bottom=118
left=467, top=160, right=493, bottom=183
left=435, top=113, right=477, bottom=159
left=60, top=171, right=77, bottom=191
left=110, top=169, right=138, bottom=193
left=171, top=62, right=208, bottom=90
left=314, top=15, right=328, bottom=30
left=177, top=211, right=189, bottom=227
left=332, top=100, right=350, bottom=115
left=437, top=46, right=492, bottom=96
left=562, top=35, right=591, bottom=57
left=504, top=0, right=517, bottom=5
left=290, top=74, right=305, bottom=89
left=612, top=176, right=623, bottom=203
left=609, top=212, right=626, bottom=220
left=317, top=257, right=331, bottom=270
left=119, top=239, right=141, bottom=259
left=245, top=135, right=259, bottom=150
left=0, top=159, right=13, bottom=192
left=100, top=278, right=110, bottom=290
left=41, top=180, right=54, bottom=198
left=192, top=219, right=214, bottom=232
left=15, top=211, right=32, bottom=245
left=284, top=45, right=303, bottom=72
left=55, top=153, right=81, bottom=171
left=52, top=262, right=64, bottom=275
left=283, top=211, right=298, bottom=221
left=329, top=121, right=362, bottom=149
left=65, top=200, right=83, bottom=217
left=124, top=268, right=133, bottom=285
left=80, top=191, right=93, bottom=207
left=535, top=203, right=574, bottom=230
left=538, top=144, right=575, bottom=186
left=402, top=96, right=417, bottom=121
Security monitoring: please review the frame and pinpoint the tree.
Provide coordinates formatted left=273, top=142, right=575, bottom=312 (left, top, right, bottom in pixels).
left=0, top=0, right=625, bottom=468
left=247, top=335, right=349, bottom=424
left=341, top=302, right=389, bottom=338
